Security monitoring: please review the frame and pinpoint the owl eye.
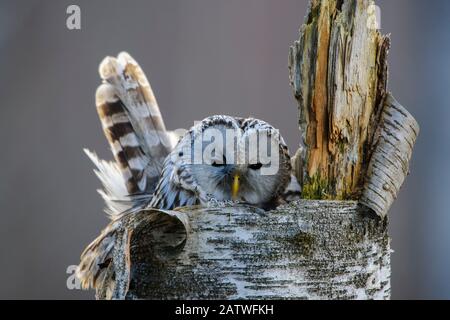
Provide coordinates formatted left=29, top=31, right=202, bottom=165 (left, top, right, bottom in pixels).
left=248, top=163, right=263, bottom=170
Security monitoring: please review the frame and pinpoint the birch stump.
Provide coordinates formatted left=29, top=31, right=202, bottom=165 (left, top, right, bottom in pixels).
left=94, top=0, right=419, bottom=300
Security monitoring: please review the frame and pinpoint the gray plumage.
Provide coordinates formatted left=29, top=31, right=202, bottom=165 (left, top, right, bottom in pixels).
left=77, top=52, right=300, bottom=290
left=149, top=115, right=293, bottom=210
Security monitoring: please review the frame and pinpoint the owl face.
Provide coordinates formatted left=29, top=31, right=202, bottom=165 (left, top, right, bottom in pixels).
left=172, top=116, right=292, bottom=208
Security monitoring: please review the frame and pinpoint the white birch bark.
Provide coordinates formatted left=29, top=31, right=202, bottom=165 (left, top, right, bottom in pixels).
left=360, top=94, right=419, bottom=218
left=97, top=202, right=390, bottom=300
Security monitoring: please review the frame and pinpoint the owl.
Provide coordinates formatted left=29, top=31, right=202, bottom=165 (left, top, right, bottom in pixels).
left=77, top=52, right=301, bottom=290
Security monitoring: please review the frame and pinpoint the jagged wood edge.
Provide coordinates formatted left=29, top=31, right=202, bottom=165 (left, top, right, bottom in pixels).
left=288, top=0, right=390, bottom=200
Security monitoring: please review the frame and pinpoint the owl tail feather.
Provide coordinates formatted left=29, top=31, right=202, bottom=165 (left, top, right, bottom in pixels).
left=84, top=149, right=151, bottom=217
left=88, top=52, right=177, bottom=217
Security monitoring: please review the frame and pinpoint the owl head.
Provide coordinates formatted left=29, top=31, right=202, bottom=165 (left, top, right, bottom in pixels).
left=161, top=115, right=292, bottom=209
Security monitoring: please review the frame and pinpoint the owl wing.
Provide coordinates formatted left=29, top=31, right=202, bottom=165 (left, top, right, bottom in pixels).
left=282, top=174, right=302, bottom=202
left=76, top=219, right=119, bottom=291
left=282, top=148, right=303, bottom=202
left=87, top=52, right=177, bottom=217
left=149, top=146, right=203, bottom=210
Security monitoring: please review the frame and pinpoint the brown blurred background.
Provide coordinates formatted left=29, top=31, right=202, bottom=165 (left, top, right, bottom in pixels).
left=0, top=0, right=448, bottom=299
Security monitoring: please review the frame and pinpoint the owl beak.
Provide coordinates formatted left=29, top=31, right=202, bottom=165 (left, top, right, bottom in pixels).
left=232, top=174, right=240, bottom=200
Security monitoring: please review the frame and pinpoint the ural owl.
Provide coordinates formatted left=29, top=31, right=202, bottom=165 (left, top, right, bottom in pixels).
left=77, top=52, right=301, bottom=290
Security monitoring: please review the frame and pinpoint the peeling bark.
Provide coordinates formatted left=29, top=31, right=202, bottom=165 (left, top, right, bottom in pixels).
left=360, top=94, right=419, bottom=218
left=97, top=202, right=390, bottom=300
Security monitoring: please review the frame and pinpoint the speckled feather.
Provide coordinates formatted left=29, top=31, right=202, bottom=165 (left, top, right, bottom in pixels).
left=149, top=115, right=294, bottom=210
left=78, top=53, right=300, bottom=291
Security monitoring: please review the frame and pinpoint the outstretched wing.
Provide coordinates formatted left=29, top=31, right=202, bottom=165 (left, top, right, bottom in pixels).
left=88, top=52, right=176, bottom=216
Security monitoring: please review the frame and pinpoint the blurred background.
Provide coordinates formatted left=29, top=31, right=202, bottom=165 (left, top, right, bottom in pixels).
left=0, top=0, right=448, bottom=299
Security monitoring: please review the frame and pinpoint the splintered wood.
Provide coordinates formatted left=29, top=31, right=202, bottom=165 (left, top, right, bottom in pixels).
left=289, top=0, right=391, bottom=201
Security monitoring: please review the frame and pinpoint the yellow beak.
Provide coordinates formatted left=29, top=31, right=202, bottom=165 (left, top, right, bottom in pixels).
left=232, top=174, right=240, bottom=199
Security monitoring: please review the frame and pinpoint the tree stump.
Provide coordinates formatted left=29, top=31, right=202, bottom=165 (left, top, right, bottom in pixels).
left=91, top=0, right=419, bottom=300
left=96, top=202, right=390, bottom=300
